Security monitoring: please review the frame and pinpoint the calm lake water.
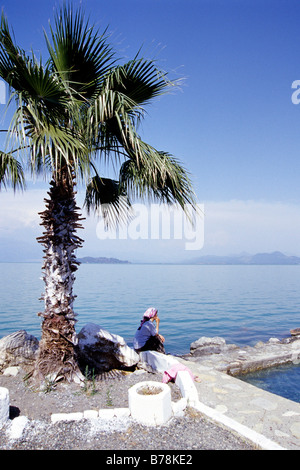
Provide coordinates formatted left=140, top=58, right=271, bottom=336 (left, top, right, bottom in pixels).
left=0, top=263, right=299, bottom=402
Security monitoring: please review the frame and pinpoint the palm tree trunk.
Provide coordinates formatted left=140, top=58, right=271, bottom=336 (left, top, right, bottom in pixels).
left=35, top=172, right=85, bottom=383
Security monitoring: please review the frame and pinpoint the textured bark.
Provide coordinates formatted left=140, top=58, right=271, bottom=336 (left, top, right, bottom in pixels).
left=35, top=173, right=85, bottom=382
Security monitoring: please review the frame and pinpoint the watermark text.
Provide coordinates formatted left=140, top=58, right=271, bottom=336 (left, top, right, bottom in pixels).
left=96, top=203, right=204, bottom=251
left=0, top=80, right=5, bottom=105
left=291, top=80, right=300, bottom=104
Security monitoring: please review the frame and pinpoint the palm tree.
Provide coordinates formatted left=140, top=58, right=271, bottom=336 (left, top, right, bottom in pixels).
left=0, top=5, right=197, bottom=383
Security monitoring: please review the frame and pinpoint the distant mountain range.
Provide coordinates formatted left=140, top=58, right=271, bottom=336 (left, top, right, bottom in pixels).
left=78, top=257, right=131, bottom=264
left=77, top=252, right=300, bottom=265
left=186, top=251, right=300, bottom=265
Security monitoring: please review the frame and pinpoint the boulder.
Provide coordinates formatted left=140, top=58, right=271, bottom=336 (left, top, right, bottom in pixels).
left=291, top=328, right=300, bottom=336
left=190, top=336, right=232, bottom=356
left=0, top=330, right=39, bottom=372
left=76, top=323, right=139, bottom=373
left=189, top=336, right=239, bottom=357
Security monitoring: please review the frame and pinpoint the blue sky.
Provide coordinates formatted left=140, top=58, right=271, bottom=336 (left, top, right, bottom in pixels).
left=1, top=0, right=300, bottom=262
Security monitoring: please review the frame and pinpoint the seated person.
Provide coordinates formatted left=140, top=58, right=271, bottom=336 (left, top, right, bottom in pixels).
left=133, top=307, right=165, bottom=354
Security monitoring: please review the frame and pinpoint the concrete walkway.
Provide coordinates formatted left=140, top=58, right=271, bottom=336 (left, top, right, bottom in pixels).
left=140, top=351, right=300, bottom=450
left=178, top=356, right=300, bottom=450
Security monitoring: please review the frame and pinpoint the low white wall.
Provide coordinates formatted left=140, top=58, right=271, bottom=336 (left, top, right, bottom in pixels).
left=139, top=351, right=198, bottom=405
left=0, top=387, right=9, bottom=424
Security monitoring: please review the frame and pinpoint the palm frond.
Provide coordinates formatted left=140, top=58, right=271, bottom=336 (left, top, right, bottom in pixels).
left=6, top=94, right=89, bottom=179
left=87, top=57, right=174, bottom=159
left=117, top=55, right=174, bottom=106
left=0, top=12, right=21, bottom=87
left=0, top=14, right=65, bottom=108
left=87, top=86, right=142, bottom=163
left=0, top=150, right=25, bottom=190
left=46, top=3, right=115, bottom=99
left=119, top=143, right=197, bottom=212
left=84, top=174, right=132, bottom=228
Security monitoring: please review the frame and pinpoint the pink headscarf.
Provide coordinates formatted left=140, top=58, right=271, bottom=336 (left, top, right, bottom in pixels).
left=139, top=307, right=158, bottom=328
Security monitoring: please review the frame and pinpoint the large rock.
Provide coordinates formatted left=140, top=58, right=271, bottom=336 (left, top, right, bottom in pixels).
left=76, top=323, right=139, bottom=373
left=0, top=330, right=39, bottom=372
left=190, top=336, right=237, bottom=356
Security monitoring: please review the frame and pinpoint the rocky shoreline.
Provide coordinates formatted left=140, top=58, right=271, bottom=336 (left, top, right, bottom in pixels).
left=1, top=325, right=299, bottom=380
left=181, top=334, right=300, bottom=375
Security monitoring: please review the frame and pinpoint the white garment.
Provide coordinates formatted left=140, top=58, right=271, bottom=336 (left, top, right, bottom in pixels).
left=133, top=320, right=156, bottom=349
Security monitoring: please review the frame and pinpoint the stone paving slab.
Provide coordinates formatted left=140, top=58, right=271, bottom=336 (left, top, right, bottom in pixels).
left=140, top=350, right=298, bottom=449
left=176, top=356, right=300, bottom=450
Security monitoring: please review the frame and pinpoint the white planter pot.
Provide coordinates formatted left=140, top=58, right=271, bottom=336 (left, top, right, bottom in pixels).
left=128, top=381, right=172, bottom=426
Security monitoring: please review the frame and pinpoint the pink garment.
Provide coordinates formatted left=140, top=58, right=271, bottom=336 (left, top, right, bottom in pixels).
left=144, top=307, right=157, bottom=319
left=162, top=363, right=195, bottom=384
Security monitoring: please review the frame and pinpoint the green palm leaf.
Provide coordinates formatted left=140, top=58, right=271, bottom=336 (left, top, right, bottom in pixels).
left=46, top=3, right=115, bottom=99
left=119, top=144, right=197, bottom=211
left=86, top=57, right=174, bottom=160
left=84, top=174, right=132, bottom=228
left=116, top=55, right=173, bottom=105
left=0, top=151, right=25, bottom=190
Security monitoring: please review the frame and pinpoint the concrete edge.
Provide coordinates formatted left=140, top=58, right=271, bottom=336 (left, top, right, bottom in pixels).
left=192, top=400, right=286, bottom=451
left=138, top=351, right=287, bottom=450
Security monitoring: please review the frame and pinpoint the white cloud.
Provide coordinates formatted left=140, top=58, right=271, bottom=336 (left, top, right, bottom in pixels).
left=203, top=200, right=300, bottom=256
left=0, top=188, right=47, bottom=235
left=1, top=189, right=300, bottom=261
